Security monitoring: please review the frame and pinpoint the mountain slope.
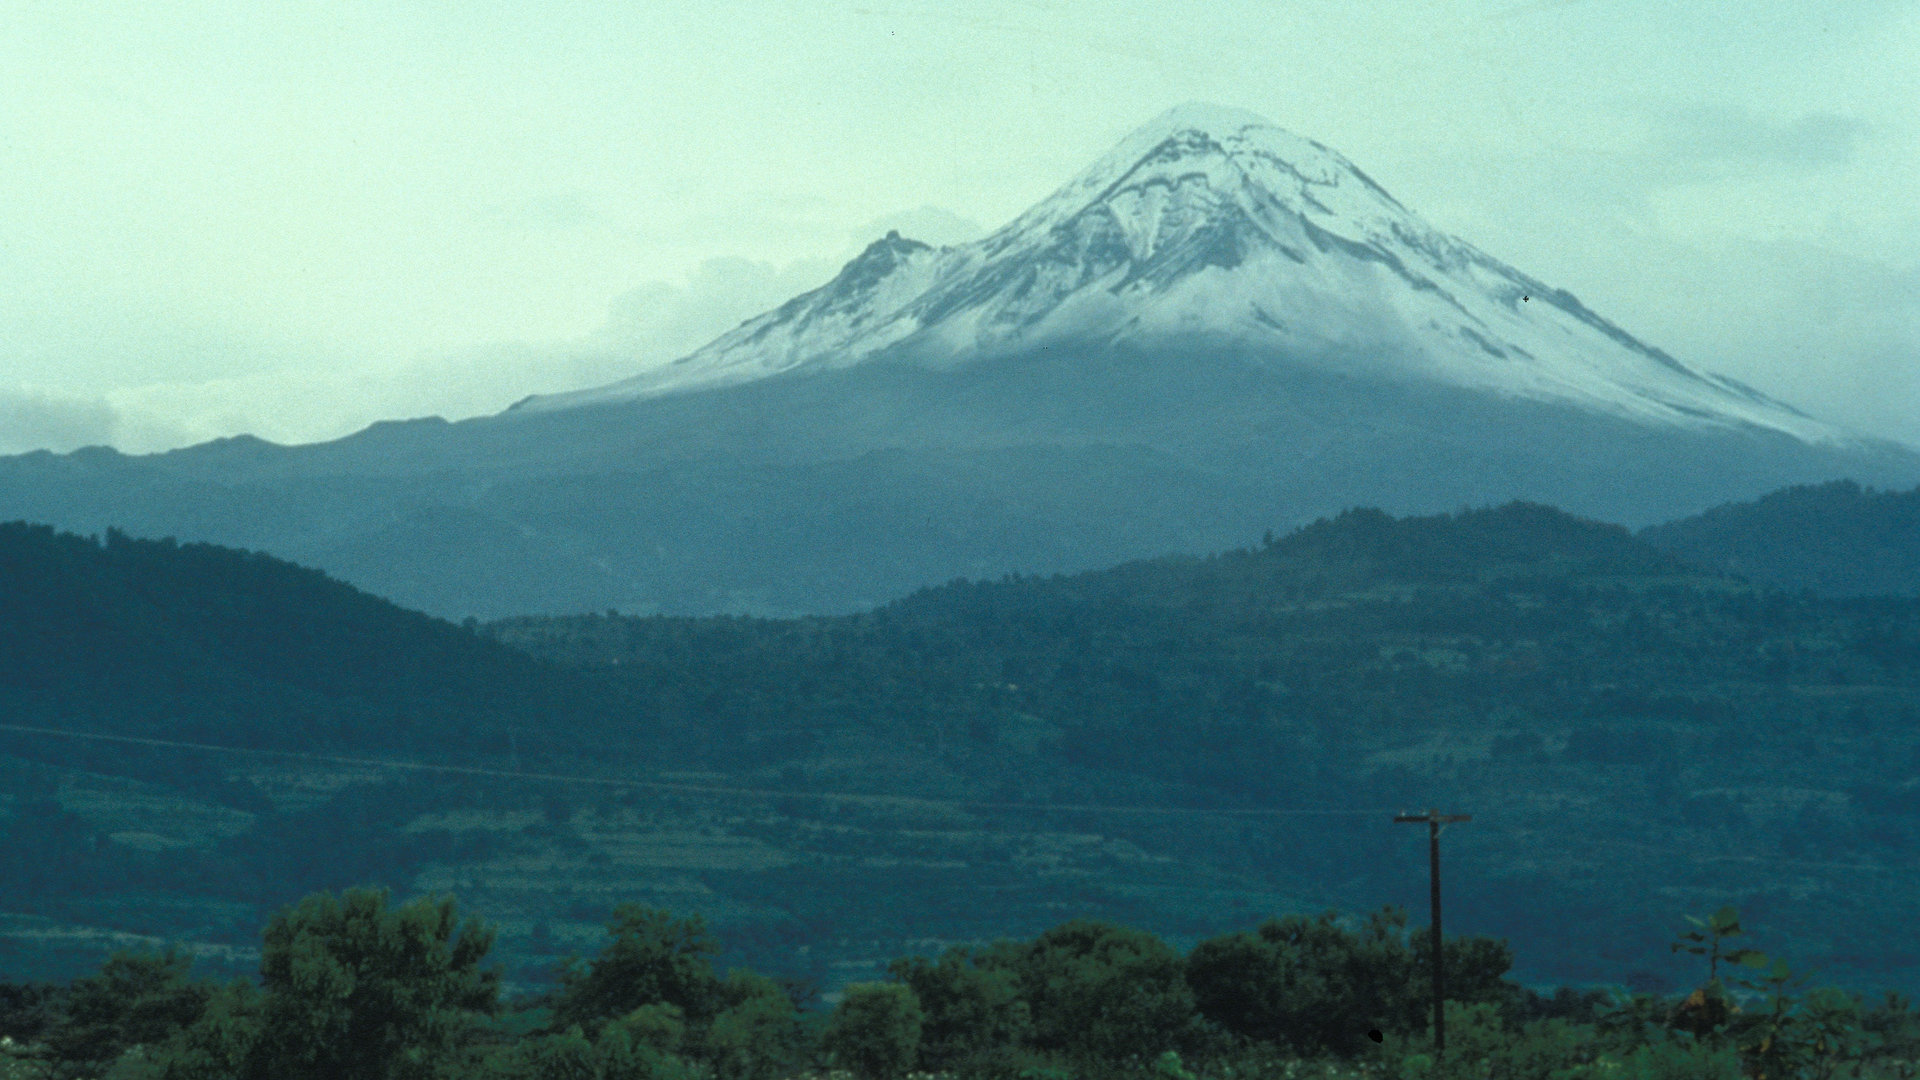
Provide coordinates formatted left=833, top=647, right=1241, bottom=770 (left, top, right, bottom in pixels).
left=10, top=504, right=1920, bottom=999
left=0, top=105, right=1914, bottom=618
left=518, top=104, right=1842, bottom=446
left=480, top=502, right=1920, bottom=995
left=0, top=520, right=625, bottom=754
left=1642, top=480, right=1920, bottom=597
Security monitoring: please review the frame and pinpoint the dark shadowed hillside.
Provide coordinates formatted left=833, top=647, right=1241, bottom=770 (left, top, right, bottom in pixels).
left=0, top=521, right=628, bottom=759
left=1642, top=480, right=1920, bottom=597
left=7, top=505, right=1920, bottom=1003
left=488, top=503, right=1920, bottom=995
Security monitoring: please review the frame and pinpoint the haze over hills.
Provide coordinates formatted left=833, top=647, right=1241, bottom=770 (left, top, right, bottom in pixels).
left=1, top=104, right=1914, bottom=619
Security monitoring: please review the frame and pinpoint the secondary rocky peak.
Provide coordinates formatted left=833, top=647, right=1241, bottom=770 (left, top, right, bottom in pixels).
left=831, top=230, right=933, bottom=293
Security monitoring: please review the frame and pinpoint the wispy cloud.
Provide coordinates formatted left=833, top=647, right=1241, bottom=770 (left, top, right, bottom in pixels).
left=47, top=252, right=851, bottom=453
left=0, top=388, right=123, bottom=454
left=1654, top=106, right=1870, bottom=171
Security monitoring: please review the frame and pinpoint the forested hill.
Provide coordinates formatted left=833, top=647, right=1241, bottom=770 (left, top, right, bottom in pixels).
left=486, top=500, right=1728, bottom=691
left=9, top=503, right=1920, bottom=995
left=1641, top=480, right=1920, bottom=597
left=485, top=501, right=1920, bottom=992
left=0, top=521, right=623, bottom=757
left=898, top=500, right=1695, bottom=614
left=484, top=500, right=1822, bottom=792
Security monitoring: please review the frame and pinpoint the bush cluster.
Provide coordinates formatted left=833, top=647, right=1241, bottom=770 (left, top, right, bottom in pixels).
left=1, top=892, right=1915, bottom=1080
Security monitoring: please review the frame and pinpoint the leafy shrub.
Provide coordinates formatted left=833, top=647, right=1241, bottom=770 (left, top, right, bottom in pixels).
left=139, top=979, right=264, bottom=1080
left=1381, top=1001, right=1593, bottom=1080
left=552, top=907, right=722, bottom=1035
left=888, top=945, right=1033, bottom=1071
left=824, top=982, right=923, bottom=1080
left=1186, top=906, right=1514, bottom=1059
left=250, top=888, right=498, bottom=1080
left=702, top=972, right=802, bottom=1080
left=1016, top=920, right=1198, bottom=1067
left=46, top=947, right=212, bottom=1075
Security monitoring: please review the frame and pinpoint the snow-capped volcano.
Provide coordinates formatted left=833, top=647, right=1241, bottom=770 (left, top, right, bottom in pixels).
left=7, top=104, right=1913, bottom=622
left=518, top=103, right=1840, bottom=443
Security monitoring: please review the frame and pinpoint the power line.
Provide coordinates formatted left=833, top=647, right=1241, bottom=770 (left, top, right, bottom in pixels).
left=0, top=722, right=1396, bottom=822
left=10, top=723, right=1897, bottom=872
left=1462, top=823, right=1900, bottom=875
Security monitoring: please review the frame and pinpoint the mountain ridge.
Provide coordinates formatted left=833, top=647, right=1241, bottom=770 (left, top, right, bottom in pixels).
left=1642, top=480, right=1920, bottom=597
left=2, top=105, right=1916, bottom=618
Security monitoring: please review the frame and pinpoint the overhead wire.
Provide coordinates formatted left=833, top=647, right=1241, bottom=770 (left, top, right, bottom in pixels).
left=0, top=722, right=1396, bottom=821
left=1457, top=819, right=1900, bottom=875
left=3, top=723, right=1898, bottom=872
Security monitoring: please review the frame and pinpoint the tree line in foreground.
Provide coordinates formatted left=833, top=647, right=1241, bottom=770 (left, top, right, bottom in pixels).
left=1, top=891, right=1916, bottom=1080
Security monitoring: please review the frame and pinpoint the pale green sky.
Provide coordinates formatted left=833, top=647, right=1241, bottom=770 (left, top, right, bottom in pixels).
left=2, top=0, right=1915, bottom=452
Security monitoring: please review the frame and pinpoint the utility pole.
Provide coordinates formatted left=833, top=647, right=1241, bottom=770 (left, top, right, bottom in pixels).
left=1394, top=809, right=1471, bottom=1057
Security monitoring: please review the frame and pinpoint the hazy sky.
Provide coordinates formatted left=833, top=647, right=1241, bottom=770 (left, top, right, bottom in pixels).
left=2, top=0, right=1915, bottom=453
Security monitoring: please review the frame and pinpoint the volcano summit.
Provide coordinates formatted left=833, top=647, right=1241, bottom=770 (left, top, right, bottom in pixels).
left=519, top=104, right=1839, bottom=445
left=2, top=105, right=1914, bottom=617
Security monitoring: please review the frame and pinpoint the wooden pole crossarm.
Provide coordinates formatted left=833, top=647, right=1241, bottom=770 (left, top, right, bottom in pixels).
left=1394, top=809, right=1471, bottom=1057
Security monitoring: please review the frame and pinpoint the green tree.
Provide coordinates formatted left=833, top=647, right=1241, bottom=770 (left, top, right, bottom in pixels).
left=485, top=1005, right=693, bottom=1080
left=608, top=1003, right=686, bottom=1057
left=552, top=907, right=721, bottom=1035
left=888, top=945, right=1032, bottom=1070
left=476, top=1026, right=598, bottom=1080
left=824, top=982, right=923, bottom=1080
left=0, top=979, right=67, bottom=1045
left=1412, top=929, right=1518, bottom=1014
left=1672, top=906, right=1767, bottom=987
left=1729, top=960, right=1875, bottom=1080
left=142, top=979, right=265, bottom=1080
left=701, top=971, right=802, bottom=1080
left=1186, top=907, right=1426, bottom=1058
left=1859, top=991, right=1920, bottom=1069
left=247, top=887, right=500, bottom=1080
left=47, top=946, right=212, bottom=1076
left=1590, top=991, right=1677, bottom=1060
left=1668, top=906, right=1768, bottom=1044
left=1663, top=905, right=1876, bottom=1079
left=1016, top=920, right=1198, bottom=1067
left=594, top=1015, right=700, bottom=1080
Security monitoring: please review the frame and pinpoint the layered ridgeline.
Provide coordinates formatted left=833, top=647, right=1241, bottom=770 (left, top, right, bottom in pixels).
left=2, top=105, right=1916, bottom=618
left=6, top=507, right=1920, bottom=999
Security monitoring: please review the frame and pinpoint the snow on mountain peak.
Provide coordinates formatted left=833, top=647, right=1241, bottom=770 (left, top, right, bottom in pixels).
left=513, top=105, right=1851, bottom=446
